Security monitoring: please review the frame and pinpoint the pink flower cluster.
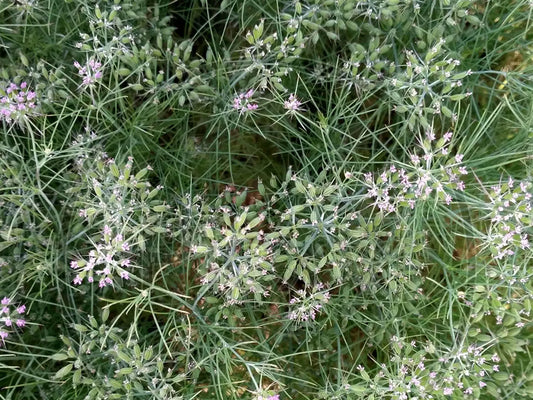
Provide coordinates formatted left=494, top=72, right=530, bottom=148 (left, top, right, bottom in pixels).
left=74, top=58, right=103, bottom=87
left=487, top=178, right=531, bottom=259
left=288, top=282, right=330, bottom=323
left=0, top=296, right=27, bottom=346
left=283, top=93, right=302, bottom=114
left=71, top=225, right=132, bottom=288
left=369, top=338, right=501, bottom=399
left=257, top=394, right=280, bottom=400
left=0, top=81, right=37, bottom=123
left=363, top=131, right=467, bottom=213
left=232, top=89, right=258, bottom=113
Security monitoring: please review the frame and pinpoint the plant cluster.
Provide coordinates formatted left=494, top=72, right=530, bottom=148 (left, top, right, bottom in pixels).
left=0, top=0, right=531, bottom=399
left=0, top=296, right=27, bottom=346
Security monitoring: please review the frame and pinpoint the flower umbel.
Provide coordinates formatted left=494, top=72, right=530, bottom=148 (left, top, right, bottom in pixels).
left=255, top=392, right=280, bottom=400
left=288, top=282, right=330, bottom=324
left=232, top=89, right=258, bottom=113
left=0, top=81, right=38, bottom=123
left=71, top=226, right=133, bottom=288
left=0, top=296, right=27, bottom=346
left=74, top=58, right=104, bottom=88
left=283, top=93, right=302, bottom=114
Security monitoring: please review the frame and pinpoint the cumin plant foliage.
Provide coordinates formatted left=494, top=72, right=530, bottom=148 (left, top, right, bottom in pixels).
left=0, top=0, right=532, bottom=399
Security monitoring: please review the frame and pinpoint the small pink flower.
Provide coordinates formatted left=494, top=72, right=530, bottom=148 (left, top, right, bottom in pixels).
left=0, top=82, right=38, bottom=123
left=284, top=93, right=302, bottom=114
left=443, top=387, right=453, bottom=395
left=244, top=89, right=254, bottom=99
left=74, top=58, right=103, bottom=87
left=1, top=297, right=10, bottom=305
left=73, top=275, right=83, bottom=285
left=16, top=305, right=26, bottom=314
left=232, top=89, right=258, bottom=113
left=16, top=319, right=25, bottom=327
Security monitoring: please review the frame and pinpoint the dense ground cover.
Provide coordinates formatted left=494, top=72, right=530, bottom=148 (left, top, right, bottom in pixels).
left=0, top=0, right=532, bottom=399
